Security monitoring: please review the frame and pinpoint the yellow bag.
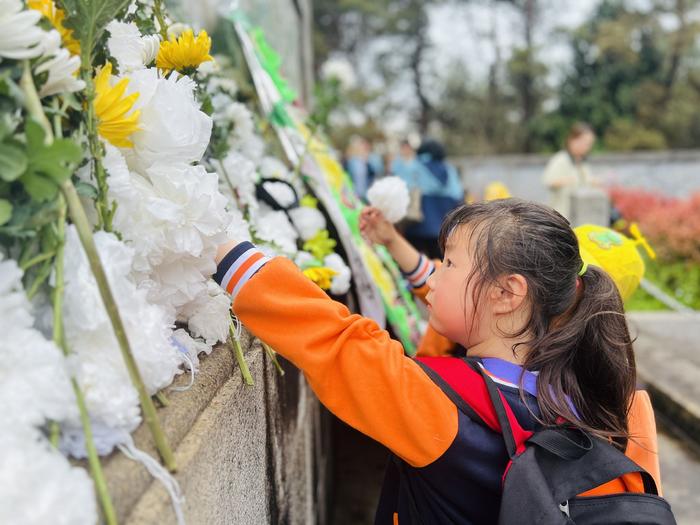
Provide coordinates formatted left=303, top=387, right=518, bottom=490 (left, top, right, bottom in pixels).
left=575, top=224, right=655, bottom=301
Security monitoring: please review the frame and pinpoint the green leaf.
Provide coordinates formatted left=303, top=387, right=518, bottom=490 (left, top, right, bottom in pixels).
left=0, top=142, right=27, bottom=181
left=74, top=180, right=98, bottom=199
left=24, top=120, right=82, bottom=185
left=58, top=0, right=132, bottom=58
left=0, top=199, right=12, bottom=226
left=20, top=172, right=58, bottom=202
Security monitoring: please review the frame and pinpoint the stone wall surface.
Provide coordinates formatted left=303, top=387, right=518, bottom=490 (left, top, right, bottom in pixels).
left=105, top=3, right=324, bottom=523
left=454, top=150, right=700, bottom=203
left=106, top=333, right=330, bottom=525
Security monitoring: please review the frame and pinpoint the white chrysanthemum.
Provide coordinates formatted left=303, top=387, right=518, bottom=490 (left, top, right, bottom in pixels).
left=227, top=101, right=255, bottom=140
left=0, top=256, right=77, bottom=428
left=36, top=44, right=85, bottom=97
left=206, top=74, right=237, bottom=95
left=324, top=253, right=352, bottom=295
left=106, top=21, right=159, bottom=72
left=253, top=210, right=299, bottom=255
left=367, top=176, right=410, bottom=223
left=294, top=250, right=318, bottom=269
left=217, top=151, right=258, bottom=209
left=166, top=22, right=189, bottom=39
left=259, top=156, right=291, bottom=180
left=180, top=281, right=231, bottom=346
left=226, top=207, right=252, bottom=243
left=144, top=163, right=229, bottom=258
left=0, top=0, right=46, bottom=60
left=289, top=206, right=327, bottom=241
left=262, top=180, right=296, bottom=208
left=197, top=58, right=220, bottom=77
left=0, top=255, right=33, bottom=333
left=320, top=57, right=357, bottom=90
left=123, top=68, right=212, bottom=171
left=105, top=146, right=230, bottom=315
left=0, top=425, right=97, bottom=525
left=62, top=227, right=181, bottom=432
left=170, top=328, right=212, bottom=371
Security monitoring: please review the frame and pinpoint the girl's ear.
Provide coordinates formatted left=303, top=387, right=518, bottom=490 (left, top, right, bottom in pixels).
left=490, top=274, right=528, bottom=315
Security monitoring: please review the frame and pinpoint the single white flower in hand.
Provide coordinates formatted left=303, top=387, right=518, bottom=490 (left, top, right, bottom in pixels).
left=367, top=176, right=410, bottom=223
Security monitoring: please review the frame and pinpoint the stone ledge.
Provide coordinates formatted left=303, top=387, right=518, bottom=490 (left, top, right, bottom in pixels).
left=97, top=329, right=328, bottom=524
left=628, top=312, right=700, bottom=447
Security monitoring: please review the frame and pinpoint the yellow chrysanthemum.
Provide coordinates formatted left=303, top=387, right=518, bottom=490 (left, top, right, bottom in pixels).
left=302, top=267, right=337, bottom=290
left=94, top=63, right=140, bottom=148
left=156, top=29, right=213, bottom=73
left=28, top=0, right=81, bottom=56
left=303, top=230, right=337, bottom=260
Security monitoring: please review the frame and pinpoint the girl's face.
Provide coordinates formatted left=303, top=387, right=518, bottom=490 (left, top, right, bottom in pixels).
left=425, top=228, right=490, bottom=348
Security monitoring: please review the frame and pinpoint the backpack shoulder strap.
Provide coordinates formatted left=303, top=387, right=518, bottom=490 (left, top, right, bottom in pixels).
left=415, top=357, right=533, bottom=457
left=413, top=357, right=486, bottom=426
left=464, top=358, right=534, bottom=457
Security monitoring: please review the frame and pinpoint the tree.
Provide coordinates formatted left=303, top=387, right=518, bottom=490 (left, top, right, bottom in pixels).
left=313, top=0, right=441, bottom=135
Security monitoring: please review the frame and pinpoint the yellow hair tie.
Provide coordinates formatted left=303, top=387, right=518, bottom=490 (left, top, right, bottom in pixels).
left=578, top=261, right=589, bottom=277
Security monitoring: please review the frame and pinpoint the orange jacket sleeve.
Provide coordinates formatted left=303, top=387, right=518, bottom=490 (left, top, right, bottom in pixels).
left=217, top=243, right=458, bottom=467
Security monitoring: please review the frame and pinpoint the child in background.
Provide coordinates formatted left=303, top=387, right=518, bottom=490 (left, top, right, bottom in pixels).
left=215, top=199, right=656, bottom=524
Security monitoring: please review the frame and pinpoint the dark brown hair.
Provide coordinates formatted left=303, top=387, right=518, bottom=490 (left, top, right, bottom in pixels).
left=439, top=199, right=635, bottom=446
left=566, top=122, right=595, bottom=143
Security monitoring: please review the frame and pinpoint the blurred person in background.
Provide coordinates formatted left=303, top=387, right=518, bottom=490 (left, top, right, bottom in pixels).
left=343, top=135, right=375, bottom=199
left=542, top=122, right=597, bottom=219
left=403, top=139, right=464, bottom=259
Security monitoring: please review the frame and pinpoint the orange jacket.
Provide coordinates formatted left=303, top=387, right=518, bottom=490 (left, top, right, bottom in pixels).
left=216, top=242, right=662, bottom=492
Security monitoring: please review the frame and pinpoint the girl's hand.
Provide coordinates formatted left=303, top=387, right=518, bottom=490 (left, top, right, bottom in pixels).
left=359, top=206, right=399, bottom=247
left=216, top=240, right=240, bottom=264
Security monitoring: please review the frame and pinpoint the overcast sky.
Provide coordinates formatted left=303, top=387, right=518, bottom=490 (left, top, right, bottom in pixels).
left=427, top=1, right=597, bottom=84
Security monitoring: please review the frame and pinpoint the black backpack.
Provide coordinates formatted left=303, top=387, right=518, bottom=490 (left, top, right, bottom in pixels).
left=418, top=357, right=677, bottom=524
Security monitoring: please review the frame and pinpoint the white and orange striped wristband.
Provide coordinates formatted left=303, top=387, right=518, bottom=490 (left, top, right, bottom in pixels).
left=402, top=254, right=435, bottom=288
left=214, top=241, right=271, bottom=301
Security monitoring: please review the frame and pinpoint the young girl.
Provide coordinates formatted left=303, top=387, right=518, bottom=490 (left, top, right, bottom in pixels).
left=214, top=199, right=645, bottom=524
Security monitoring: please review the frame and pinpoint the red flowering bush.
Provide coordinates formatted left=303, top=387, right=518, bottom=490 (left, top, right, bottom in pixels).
left=610, top=187, right=700, bottom=264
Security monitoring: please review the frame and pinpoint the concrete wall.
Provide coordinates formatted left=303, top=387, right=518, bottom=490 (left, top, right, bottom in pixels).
left=454, top=150, right=700, bottom=203
left=105, top=332, right=331, bottom=524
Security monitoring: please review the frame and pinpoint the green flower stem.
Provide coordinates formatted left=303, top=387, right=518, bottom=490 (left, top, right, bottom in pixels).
left=217, top=159, right=241, bottom=207
left=20, top=62, right=52, bottom=140
left=153, top=0, right=169, bottom=41
left=49, top=421, right=61, bottom=448
left=62, top=179, right=177, bottom=472
left=81, top=68, right=114, bottom=232
left=229, top=323, right=254, bottom=385
left=261, top=341, right=285, bottom=376
left=155, top=391, right=170, bottom=407
left=20, top=59, right=176, bottom=472
left=20, top=250, right=56, bottom=271
left=52, top=195, right=118, bottom=525
left=25, top=257, right=52, bottom=299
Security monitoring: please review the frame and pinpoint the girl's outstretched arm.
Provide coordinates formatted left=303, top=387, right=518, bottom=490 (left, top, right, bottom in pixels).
left=215, top=241, right=457, bottom=468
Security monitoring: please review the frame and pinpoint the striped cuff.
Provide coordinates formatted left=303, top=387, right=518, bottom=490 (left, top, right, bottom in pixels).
left=402, top=254, right=435, bottom=288
left=214, top=241, right=271, bottom=301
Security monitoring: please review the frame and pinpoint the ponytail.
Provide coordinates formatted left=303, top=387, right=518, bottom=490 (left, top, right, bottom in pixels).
left=523, top=266, right=636, bottom=447
left=439, top=200, right=637, bottom=448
